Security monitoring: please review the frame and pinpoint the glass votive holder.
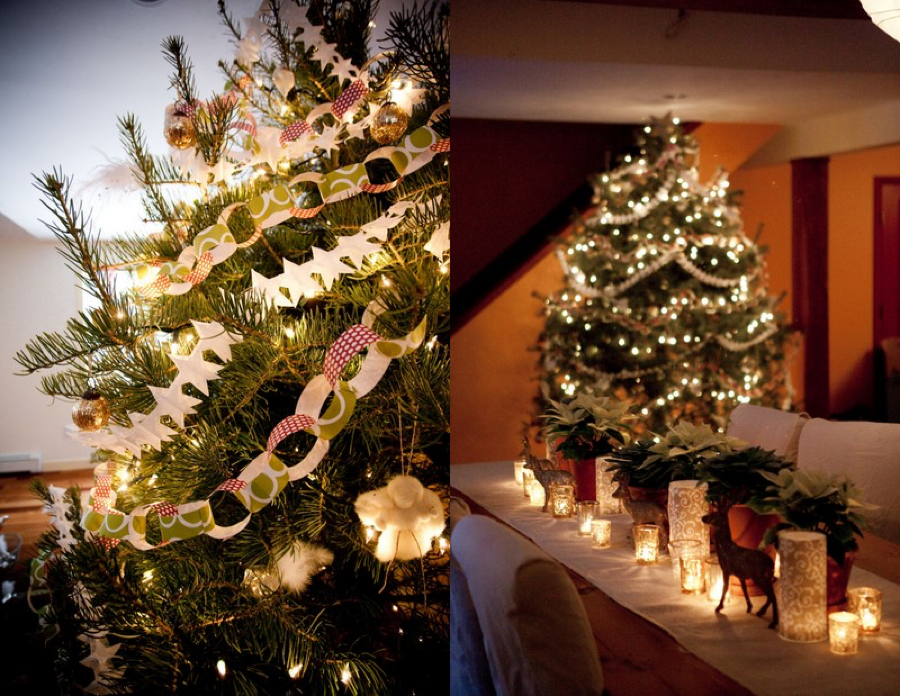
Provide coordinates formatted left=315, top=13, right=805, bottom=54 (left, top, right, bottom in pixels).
left=705, top=556, right=732, bottom=605
left=529, top=480, right=546, bottom=508
left=591, top=519, right=612, bottom=549
left=829, top=612, right=860, bottom=655
left=576, top=501, right=595, bottom=536
left=522, top=468, right=535, bottom=498
left=634, top=524, right=660, bottom=564
left=551, top=483, right=576, bottom=518
left=513, top=458, right=527, bottom=486
left=669, top=539, right=705, bottom=594
left=847, top=587, right=882, bottom=633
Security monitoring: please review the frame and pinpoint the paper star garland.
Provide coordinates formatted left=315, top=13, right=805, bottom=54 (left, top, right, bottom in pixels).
left=334, top=232, right=382, bottom=268
left=192, top=321, right=240, bottom=362
left=310, top=246, right=355, bottom=291
left=148, top=386, right=202, bottom=428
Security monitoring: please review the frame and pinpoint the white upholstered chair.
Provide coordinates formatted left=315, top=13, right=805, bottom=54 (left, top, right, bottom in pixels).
left=796, top=418, right=900, bottom=544
left=726, top=404, right=809, bottom=462
left=451, top=515, right=604, bottom=696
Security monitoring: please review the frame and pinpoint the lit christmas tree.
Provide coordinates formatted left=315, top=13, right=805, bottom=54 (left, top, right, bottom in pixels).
left=17, top=2, right=448, bottom=694
left=540, top=115, right=790, bottom=434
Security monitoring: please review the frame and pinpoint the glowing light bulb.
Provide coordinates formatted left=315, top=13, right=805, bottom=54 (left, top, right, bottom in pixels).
left=216, top=659, right=227, bottom=678
left=284, top=326, right=295, bottom=339
left=341, top=665, right=352, bottom=684
left=143, top=570, right=154, bottom=583
left=288, top=664, right=302, bottom=679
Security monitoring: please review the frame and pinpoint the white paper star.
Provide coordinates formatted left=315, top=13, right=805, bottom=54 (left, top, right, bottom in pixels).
left=252, top=269, right=294, bottom=308
left=169, top=351, right=224, bottom=396
left=251, top=126, right=286, bottom=171
left=192, top=320, right=240, bottom=362
left=148, top=386, right=202, bottom=428
left=236, top=35, right=262, bottom=65
left=424, top=222, right=450, bottom=259
left=126, top=413, right=175, bottom=451
left=273, top=67, right=296, bottom=97
left=334, top=232, right=382, bottom=268
left=312, top=124, right=341, bottom=154
left=309, top=246, right=354, bottom=291
left=361, top=202, right=414, bottom=241
left=283, top=259, right=324, bottom=300
left=107, top=425, right=144, bottom=458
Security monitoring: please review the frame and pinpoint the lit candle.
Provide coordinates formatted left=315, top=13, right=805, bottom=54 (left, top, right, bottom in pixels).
left=551, top=483, right=575, bottom=518
left=635, top=524, right=660, bottom=564
left=591, top=519, right=612, bottom=549
left=829, top=612, right=860, bottom=655
left=513, top=457, right=527, bottom=485
left=669, top=539, right=705, bottom=594
left=522, top=469, right=535, bottom=498
left=529, top=480, right=545, bottom=507
left=705, top=556, right=731, bottom=605
left=847, top=587, right=882, bottom=633
left=680, top=557, right=706, bottom=594
left=576, top=501, right=595, bottom=536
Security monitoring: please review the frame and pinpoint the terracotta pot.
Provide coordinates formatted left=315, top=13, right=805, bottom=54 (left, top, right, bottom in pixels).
left=726, top=505, right=782, bottom=597
left=826, top=549, right=856, bottom=611
left=627, top=485, right=668, bottom=509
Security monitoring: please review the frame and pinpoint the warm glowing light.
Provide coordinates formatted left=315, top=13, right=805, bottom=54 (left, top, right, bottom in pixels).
left=341, top=665, right=352, bottom=684
left=288, top=664, right=302, bottom=679
left=284, top=326, right=295, bottom=339
left=216, top=659, right=227, bottom=678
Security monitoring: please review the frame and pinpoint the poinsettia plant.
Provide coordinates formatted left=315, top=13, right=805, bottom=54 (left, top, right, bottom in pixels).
left=698, top=446, right=790, bottom=507
left=747, top=468, right=876, bottom=565
left=605, top=421, right=745, bottom=489
left=542, top=394, right=634, bottom=461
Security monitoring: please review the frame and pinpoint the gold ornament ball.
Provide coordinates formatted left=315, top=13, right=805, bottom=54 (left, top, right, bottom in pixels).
left=72, top=388, right=110, bottom=432
left=164, top=106, right=196, bottom=150
left=370, top=102, right=409, bottom=144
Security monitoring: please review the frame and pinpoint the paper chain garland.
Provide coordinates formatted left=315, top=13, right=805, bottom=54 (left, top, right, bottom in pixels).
left=79, top=301, right=427, bottom=550
left=141, top=122, right=449, bottom=298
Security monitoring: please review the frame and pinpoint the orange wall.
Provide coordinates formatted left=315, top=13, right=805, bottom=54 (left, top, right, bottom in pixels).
left=451, top=252, right=564, bottom=464
left=828, top=144, right=900, bottom=415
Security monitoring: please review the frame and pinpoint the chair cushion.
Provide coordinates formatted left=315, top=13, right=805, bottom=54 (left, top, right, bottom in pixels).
left=452, top=515, right=604, bottom=696
left=797, top=418, right=900, bottom=544
left=451, top=561, right=495, bottom=696
left=727, top=404, right=809, bottom=462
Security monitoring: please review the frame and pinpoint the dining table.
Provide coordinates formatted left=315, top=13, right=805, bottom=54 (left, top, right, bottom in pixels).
left=451, top=461, right=900, bottom=696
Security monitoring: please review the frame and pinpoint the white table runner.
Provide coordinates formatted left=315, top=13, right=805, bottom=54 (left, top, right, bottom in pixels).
left=452, top=461, right=900, bottom=696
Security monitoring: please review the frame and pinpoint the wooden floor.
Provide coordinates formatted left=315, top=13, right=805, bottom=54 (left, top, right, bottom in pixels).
left=0, top=469, right=95, bottom=561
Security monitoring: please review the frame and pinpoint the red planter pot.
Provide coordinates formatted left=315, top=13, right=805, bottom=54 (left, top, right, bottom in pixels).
left=556, top=454, right=596, bottom=501
left=827, top=549, right=856, bottom=611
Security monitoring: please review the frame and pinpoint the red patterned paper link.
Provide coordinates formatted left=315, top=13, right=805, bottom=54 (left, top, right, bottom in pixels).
left=332, top=80, right=367, bottom=120
left=184, top=252, right=214, bottom=286
left=431, top=138, right=450, bottom=153
left=290, top=204, right=326, bottom=219
left=96, top=536, right=121, bottom=550
left=151, top=501, right=179, bottom=517
left=323, top=324, right=381, bottom=386
left=92, top=501, right=111, bottom=514
left=234, top=119, right=257, bottom=136
left=141, top=273, right=171, bottom=298
left=267, top=414, right=317, bottom=453
left=360, top=181, right=399, bottom=195
left=280, top=120, right=312, bottom=146
left=237, top=226, right=263, bottom=249
left=216, top=479, right=247, bottom=493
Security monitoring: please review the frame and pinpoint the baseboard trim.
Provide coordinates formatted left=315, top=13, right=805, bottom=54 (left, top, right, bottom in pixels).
left=43, top=459, right=94, bottom=472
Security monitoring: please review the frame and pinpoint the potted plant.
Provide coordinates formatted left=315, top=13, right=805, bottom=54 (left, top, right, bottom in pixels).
left=747, top=468, right=875, bottom=609
left=698, top=447, right=790, bottom=594
left=605, top=421, right=744, bottom=527
left=541, top=394, right=633, bottom=501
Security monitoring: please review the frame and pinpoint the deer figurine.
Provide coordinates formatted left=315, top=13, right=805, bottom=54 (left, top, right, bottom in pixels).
left=612, top=476, right=668, bottom=552
left=702, top=504, right=778, bottom=629
left=524, top=455, right=575, bottom=513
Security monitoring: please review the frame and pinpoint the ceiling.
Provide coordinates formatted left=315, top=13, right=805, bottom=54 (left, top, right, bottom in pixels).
left=0, top=0, right=404, bottom=241
left=453, top=0, right=900, bottom=165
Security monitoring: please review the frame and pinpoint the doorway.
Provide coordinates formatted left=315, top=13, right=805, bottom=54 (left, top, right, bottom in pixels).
left=872, top=177, right=900, bottom=420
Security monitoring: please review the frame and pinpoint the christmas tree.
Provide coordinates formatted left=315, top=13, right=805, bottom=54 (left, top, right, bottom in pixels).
left=540, top=115, right=790, bottom=435
left=16, top=2, right=449, bottom=694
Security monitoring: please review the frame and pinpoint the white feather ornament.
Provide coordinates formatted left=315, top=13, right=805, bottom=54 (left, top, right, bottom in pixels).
left=275, top=541, right=334, bottom=593
left=355, top=475, right=445, bottom=563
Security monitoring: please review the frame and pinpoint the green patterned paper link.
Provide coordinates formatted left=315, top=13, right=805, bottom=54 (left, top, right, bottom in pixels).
left=374, top=317, right=427, bottom=358
left=248, top=185, right=295, bottom=224
left=99, top=512, right=143, bottom=540
left=318, top=164, right=369, bottom=202
left=235, top=454, right=290, bottom=513
left=159, top=501, right=215, bottom=542
left=307, top=381, right=356, bottom=440
left=162, top=260, right=191, bottom=279
left=194, top=223, right=235, bottom=256
left=30, top=555, right=47, bottom=587
left=82, top=506, right=106, bottom=533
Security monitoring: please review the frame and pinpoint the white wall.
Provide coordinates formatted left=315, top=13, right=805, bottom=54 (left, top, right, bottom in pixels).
left=0, top=239, right=92, bottom=469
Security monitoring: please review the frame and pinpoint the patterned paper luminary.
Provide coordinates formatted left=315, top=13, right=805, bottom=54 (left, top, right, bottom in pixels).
left=778, top=531, right=828, bottom=643
left=667, top=480, right=709, bottom=553
left=595, top=457, right=622, bottom=515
